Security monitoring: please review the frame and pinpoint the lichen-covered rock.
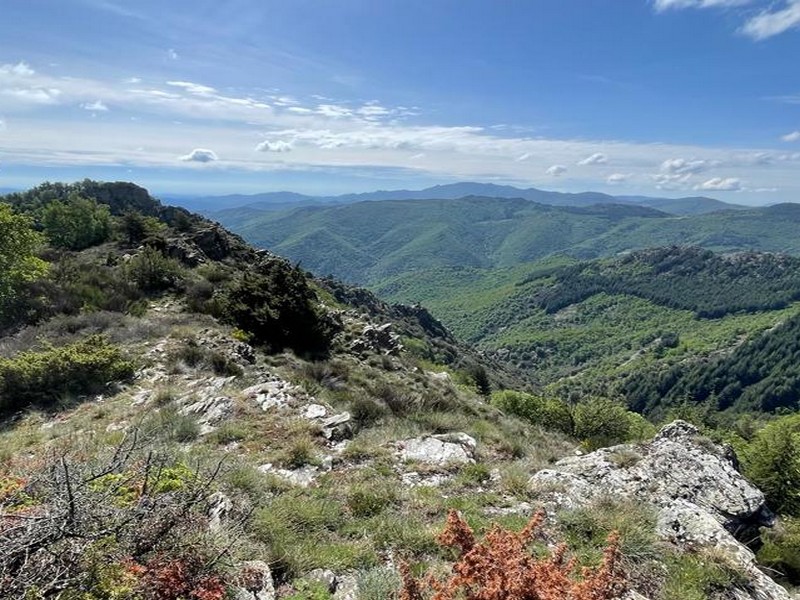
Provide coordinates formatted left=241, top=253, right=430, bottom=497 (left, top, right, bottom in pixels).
left=179, top=395, right=232, bottom=434
left=529, top=420, right=790, bottom=600
left=397, top=432, right=476, bottom=466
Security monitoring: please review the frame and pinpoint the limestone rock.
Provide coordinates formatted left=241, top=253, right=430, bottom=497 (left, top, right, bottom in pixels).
left=305, top=569, right=337, bottom=593
left=241, top=378, right=301, bottom=411
left=332, top=575, right=358, bottom=600
left=179, top=395, right=232, bottom=434
left=322, top=412, right=352, bottom=441
left=529, top=420, right=790, bottom=600
left=397, top=432, right=476, bottom=466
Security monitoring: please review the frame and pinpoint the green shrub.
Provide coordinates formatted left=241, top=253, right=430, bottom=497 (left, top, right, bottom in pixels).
left=573, top=397, right=633, bottom=450
left=214, top=260, right=336, bottom=356
left=0, top=335, right=134, bottom=412
left=758, top=516, right=800, bottom=584
left=491, top=390, right=573, bottom=434
left=741, top=414, right=800, bottom=516
left=41, top=194, right=111, bottom=250
left=125, top=246, right=182, bottom=292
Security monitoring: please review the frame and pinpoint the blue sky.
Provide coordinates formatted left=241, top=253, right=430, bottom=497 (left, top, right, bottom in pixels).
left=1, top=0, right=799, bottom=203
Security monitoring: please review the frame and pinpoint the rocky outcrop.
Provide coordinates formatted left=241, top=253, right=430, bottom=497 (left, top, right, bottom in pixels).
left=234, top=560, right=275, bottom=600
left=349, top=323, right=402, bottom=355
left=529, top=421, right=791, bottom=600
left=396, top=432, right=477, bottom=466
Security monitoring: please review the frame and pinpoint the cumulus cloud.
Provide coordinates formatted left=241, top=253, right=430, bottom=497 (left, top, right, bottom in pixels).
left=607, top=173, right=630, bottom=184
left=694, top=177, right=742, bottom=191
left=741, top=0, right=800, bottom=40
left=0, top=62, right=35, bottom=77
left=546, top=164, right=567, bottom=176
left=782, top=130, right=800, bottom=142
left=179, top=148, right=217, bottom=162
left=166, top=80, right=216, bottom=95
left=82, top=100, right=109, bottom=111
left=255, top=139, right=293, bottom=152
left=577, top=152, right=607, bottom=165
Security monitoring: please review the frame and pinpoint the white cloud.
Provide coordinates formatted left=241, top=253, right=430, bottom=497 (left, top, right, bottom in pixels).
left=516, top=152, right=531, bottom=162
left=694, top=177, right=742, bottom=191
left=255, top=140, right=293, bottom=152
left=179, top=148, right=217, bottom=162
left=660, top=157, right=713, bottom=174
left=782, top=130, right=800, bottom=142
left=357, top=102, right=390, bottom=119
left=126, top=77, right=142, bottom=84
left=316, top=104, right=352, bottom=118
left=0, top=62, right=35, bottom=77
left=741, top=0, right=800, bottom=39
left=546, top=164, right=567, bottom=176
left=82, top=100, right=109, bottom=112
left=607, top=173, right=630, bottom=184
left=168, top=48, right=179, bottom=60
left=166, top=80, right=216, bottom=95
left=654, top=0, right=753, bottom=10
left=577, top=152, right=607, bottom=165
left=2, top=87, right=61, bottom=104
left=287, top=106, right=313, bottom=114
left=0, top=118, right=5, bottom=131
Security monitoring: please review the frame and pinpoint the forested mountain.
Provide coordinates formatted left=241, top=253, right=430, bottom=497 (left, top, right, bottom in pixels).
left=175, top=181, right=745, bottom=214
left=215, top=195, right=799, bottom=288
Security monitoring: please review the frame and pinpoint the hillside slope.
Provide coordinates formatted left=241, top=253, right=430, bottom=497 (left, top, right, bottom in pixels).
left=1, top=182, right=798, bottom=599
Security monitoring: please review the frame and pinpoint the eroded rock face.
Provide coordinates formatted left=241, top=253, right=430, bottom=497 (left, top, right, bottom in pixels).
left=529, top=421, right=790, bottom=600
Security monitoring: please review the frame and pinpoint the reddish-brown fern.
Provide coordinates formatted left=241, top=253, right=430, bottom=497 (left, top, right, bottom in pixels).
left=402, top=510, right=626, bottom=600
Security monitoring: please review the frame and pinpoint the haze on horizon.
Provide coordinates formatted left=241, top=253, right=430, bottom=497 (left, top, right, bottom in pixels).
left=1, top=0, right=799, bottom=204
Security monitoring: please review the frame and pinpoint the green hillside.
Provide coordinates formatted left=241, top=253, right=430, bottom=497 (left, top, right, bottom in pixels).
left=216, top=197, right=800, bottom=288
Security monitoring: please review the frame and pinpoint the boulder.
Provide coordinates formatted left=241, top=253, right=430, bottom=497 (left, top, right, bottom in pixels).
left=528, top=421, right=790, bottom=600
left=322, top=412, right=353, bottom=441
left=397, top=432, right=477, bottom=466
left=206, top=491, right=232, bottom=531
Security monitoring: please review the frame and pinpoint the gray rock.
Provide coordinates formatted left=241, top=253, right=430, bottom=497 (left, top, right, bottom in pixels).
left=179, top=396, right=232, bottom=434
left=528, top=420, right=791, bottom=600
left=241, top=378, right=301, bottom=411
left=397, top=432, right=477, bottom=466
left=305, top=569, right=337, bottom=593
left=234, top=560, right=275, bottom=600
left=322, top=412, right=352, bottom=441
left=207, top=491, right=232, bottom=531
left=332, top=575, right=358, bottom=600
left=305, top=404, right=328, bottom=419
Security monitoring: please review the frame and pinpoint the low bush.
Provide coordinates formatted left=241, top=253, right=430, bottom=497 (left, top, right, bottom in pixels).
left=491, top=390, right=573, bottom=434
left=0, top=335, right=134, bottom=412
left=399, top=510, right=626, bottom=600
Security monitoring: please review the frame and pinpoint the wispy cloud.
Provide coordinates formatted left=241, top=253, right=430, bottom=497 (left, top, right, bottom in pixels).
left=82, top=100, right=109, bottom=112
left=166, top=81, right=216, bottom=95
left=607, top=173, right=630, bottom=184
left=782, top=130, right=800, bottom=142
left=695, top=176, right=742, bottom=190
left=741, top=0, right=800, bottom=39
left=654, top=0, right=753, bottom=11
left=546, top=164, right=567, bottom=176
left=653, top=0, right=800, bottom=40
left=577, top=152, right=608, bottom=165
left=256, top=139, right=293, bottom=152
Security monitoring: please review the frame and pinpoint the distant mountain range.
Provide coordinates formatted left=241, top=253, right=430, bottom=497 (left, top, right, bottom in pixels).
left=164, top=181, right=748, bottom=216
left=212, top=195, right=800, bottom=286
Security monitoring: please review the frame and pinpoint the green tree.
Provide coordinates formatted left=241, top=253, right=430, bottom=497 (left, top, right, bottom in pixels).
left=0, top=204, right=47, bottom=321
left=742, top=414, right=800, bottom=516
left=41, top=193, right=112, bottom=250
left=491, top=390, right=573, bottom=434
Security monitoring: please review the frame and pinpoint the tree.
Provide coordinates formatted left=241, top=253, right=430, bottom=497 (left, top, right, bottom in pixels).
left=0, top=203, right=47, bottom=322
left=41, top=193, right=112, bottom=250
left=743, top=414, right=800, bottom=516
